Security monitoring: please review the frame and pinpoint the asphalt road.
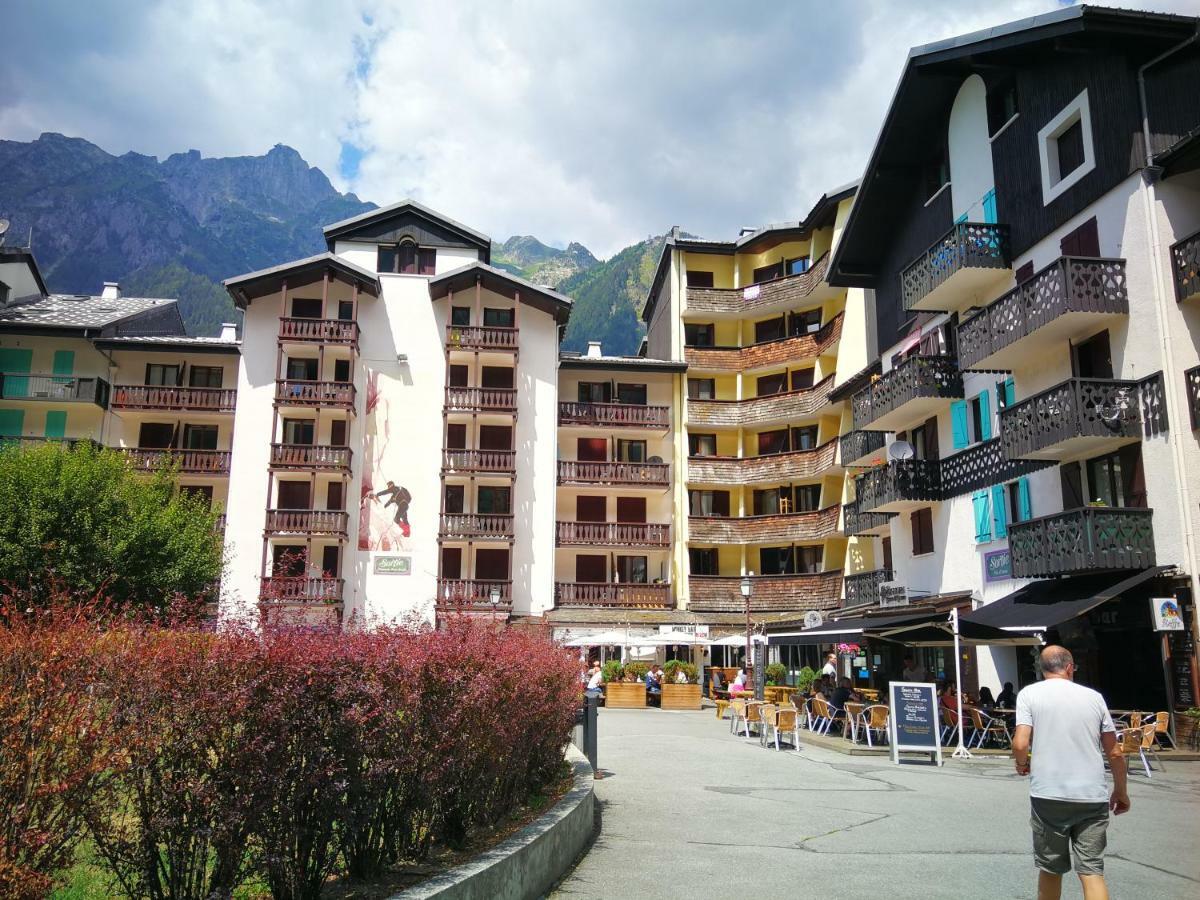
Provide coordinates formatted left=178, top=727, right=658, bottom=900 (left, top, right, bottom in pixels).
left=551, top=707, right=1200, bottom=899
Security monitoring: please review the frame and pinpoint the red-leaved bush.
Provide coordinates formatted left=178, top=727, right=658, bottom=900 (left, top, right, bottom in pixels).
left=0, top=605, right=578, bottom=900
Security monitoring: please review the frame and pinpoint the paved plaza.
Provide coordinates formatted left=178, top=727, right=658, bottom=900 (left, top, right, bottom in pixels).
left=553, top=708, right=1200, bottom=899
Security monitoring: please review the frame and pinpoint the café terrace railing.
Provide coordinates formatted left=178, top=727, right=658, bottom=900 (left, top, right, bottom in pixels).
left=850, top=355, right=963, bottom=432
left=901, top=222, right=1011, bottom=312
left=1008, top=507, right=1155, bottom=578
left=1171, top=228, right=1200, bottom=303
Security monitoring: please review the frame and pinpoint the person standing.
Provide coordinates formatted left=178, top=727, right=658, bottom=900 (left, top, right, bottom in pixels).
left=1012, top=646, right=1129, bottom=900
left=821, top=652, right=838, bottom=679
left=901, top=655, right=926, bottom=681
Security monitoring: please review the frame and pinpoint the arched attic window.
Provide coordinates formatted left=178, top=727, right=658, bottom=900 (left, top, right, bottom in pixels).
left=376, top=237, right=437, bottom=275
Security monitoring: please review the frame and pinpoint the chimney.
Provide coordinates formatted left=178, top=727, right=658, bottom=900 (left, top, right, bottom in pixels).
left=101, top=282, right=121, bottom=299
left=586, top=341, right=603, bottom=358
left=219, top=322, right=238, bottom=342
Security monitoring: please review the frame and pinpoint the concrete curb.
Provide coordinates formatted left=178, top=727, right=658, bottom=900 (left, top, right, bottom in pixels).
left=393, top=745, right=596, bottom=900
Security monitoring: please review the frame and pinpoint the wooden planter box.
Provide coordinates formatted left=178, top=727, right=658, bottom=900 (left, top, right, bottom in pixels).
left=661, top=683, right=702, bottom=710
left=605, top=682, right=647, bottom=709
left=1175, top=714, right=1200, bottom=752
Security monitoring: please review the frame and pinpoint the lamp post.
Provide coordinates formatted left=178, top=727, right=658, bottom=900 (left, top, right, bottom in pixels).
left=740, top=574, right=753, bottom=671
left=489, top=585, right=501, bottom=618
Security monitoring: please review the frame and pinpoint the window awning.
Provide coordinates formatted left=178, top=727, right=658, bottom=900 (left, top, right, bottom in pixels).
left=962, top=566, right=1169, bottom=632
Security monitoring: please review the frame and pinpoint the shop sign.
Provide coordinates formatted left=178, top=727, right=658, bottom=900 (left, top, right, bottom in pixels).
left=983, top=549, right=1011, bottom=583
left=887, top=681, right=943, bottom=767
left=1150, top=596, right=1185, bottom=631
left=373, top=555, right=411, bottom=575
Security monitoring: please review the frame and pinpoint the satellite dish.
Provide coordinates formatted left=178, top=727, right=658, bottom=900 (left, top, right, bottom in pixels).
left=888, top=440, right=915, bottom=461
left=0, top=218, right=9, bottom=243
left=804, top=610, right=824, bottom=629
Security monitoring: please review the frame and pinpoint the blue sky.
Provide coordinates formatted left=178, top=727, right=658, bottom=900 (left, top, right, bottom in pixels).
left=1, top=0, right=1194, bottom=256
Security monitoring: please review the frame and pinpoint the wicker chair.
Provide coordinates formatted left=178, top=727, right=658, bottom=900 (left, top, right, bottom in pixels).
left=740, top=701, right=766, bottom=739
left=861, top=705, right=890, bottom=747
left=765, top=704, right=803, bottom=751
left=842, top=701, right=865, bottom=742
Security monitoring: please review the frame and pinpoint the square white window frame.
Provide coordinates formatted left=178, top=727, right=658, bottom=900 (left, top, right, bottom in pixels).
left=1038, top=89, right=1096, bottom=205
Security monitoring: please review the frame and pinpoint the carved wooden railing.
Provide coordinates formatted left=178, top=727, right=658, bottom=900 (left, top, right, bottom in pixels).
left=854, top=459, right=942, bottom=511
left=850, top=356, right=962, bottom=431
left=445, top=325, right=519, bottom=351
left=1008, top=507, right=1155, bottom=578
left=269, top=444, right=352, bottom=470
left=687, top=571, right=843, bottom=613
left=1171, top=228, right=1200, bottom=303
left=441, top=449, right=516, bottom=473
left=259, top=577, right=344, bottom=604
left=555, top=521, right=670, bottom=546
left=557, top=460, right=670, bottom=486
left=684, top=252, right=831, bottom=314
left=112, top=384, right=236, bottom=411
left=840, top=430, right=887, bottom=466
left=274, top=380, right=355, bottom=408
left=558, top=401, right=670, bottom=428
left=263, top=509, right=349, bottom=536
left=438, top=514, right=515, bottom=540
left=278, top=317, right=359, bottom=343
left=689, top=375, right=835, bottom=428
left=687, top=439, right=837, bottom=485
left=554, top=582, right=673, bottom=608
left=123, top=448, right=231, bottom=474
left=446, top=387, right=517, bottom=413
left=901, top=222, right=1011, bottom=311
left=1186, top=365, right=1200, bottom=429
left=843, top=568, right=894, bottom=607
left=684, top=314, right=842, bottom=371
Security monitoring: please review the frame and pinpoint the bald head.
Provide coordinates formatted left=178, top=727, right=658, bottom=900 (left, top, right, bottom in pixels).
left=1041, top=645, right=1074, bottom=675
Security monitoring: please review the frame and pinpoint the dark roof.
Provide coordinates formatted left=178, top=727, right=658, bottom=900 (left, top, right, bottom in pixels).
left=223, top=252, right=380, bottom=308
left=963, top=567, right=1169, bottom=631
left=0, top=293, right=175, bottom=333
left=1155, top=128, right=1200, bottom=178
left=829, top=5, right=1199, bottom=288
left=322, top=199, right=491, bottom=260
left=0, top=247, right=50, bottom=297
left=768, top=609, right=940, bottom=646
left=95, top=334, right=240, bottom=354
left=559, top=353, right=686, bottom=374
left=428, top=261, right=572, bottom=325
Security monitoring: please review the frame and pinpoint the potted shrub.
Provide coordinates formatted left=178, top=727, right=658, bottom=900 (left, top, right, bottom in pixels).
left=796, top=666, right=816, bottom=695
left=1176, top=707, right=1200, bottom=751
left=660, top=659, right=702, bottom=710
left=603, top=660, right=646, bottom=709
left=601, top=659, right=624, bottom=683
left=624, top=661, right=650, bottom=683
left=765, top=663, right=788, bottom=686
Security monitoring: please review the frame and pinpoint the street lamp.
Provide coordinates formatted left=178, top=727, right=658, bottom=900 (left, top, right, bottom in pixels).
left=489, top=585, right=501, bottom=614
left=740, top=573, right=753, bottom=672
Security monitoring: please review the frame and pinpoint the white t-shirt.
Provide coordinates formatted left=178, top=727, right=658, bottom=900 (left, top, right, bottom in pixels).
left=821, top=661, right=837, bottom=677
left=1015, top=678, right=1116, bottom=803
left=902, top=665, right=925, bottom=682
left=587, top=670, right=603, bottom=690
left=733, top=671, right=746, bottom=687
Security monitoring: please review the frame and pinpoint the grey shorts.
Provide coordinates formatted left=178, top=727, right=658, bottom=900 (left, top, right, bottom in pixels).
left=1030, top=797, right=1110, bottom=876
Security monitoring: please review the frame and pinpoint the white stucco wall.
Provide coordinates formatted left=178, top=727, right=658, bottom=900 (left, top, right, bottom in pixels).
left=948, top=74, right=996, bottom=222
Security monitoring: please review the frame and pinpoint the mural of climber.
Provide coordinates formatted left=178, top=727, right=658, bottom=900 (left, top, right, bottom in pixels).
left=358, top=368, right=416, bottom=552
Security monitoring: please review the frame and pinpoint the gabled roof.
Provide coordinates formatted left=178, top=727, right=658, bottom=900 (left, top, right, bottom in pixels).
left=322, top=198, right=492, bottom=261
left=558, top=352, right=686, bottom=374
left=0, top=293, right=175, bottom=334
left=95, top=334, right=240, bottom=354
left=428, top=261, right=572, bottom=325
left=0, top=247, right=50, bottom=297
left=223, top=252, right=381, bottom=308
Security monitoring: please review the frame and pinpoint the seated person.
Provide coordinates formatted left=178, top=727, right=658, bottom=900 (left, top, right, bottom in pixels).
left=645, top=665, right=663, bottom=693
left=729, top=668, right=748, bottom=695
left=939, top=683, right=959, bottom=724
left=829, top=678, right=862, bottom=719
left=710, top=669, right=727, bottom=697
left=584, top=663, right=604, bottom=700
left=977, top=686, right=996, bottom=712
left=995, top=682, right=1016, bottom=709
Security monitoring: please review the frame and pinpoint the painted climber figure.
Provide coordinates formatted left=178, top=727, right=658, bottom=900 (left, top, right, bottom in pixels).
left=374, top=481, right=412, bottom=537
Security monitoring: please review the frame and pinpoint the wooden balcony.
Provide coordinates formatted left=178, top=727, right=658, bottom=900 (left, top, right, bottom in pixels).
left=850, top=355, right=962, bottom=432
left=1172, top=228, right=1200, bottom=302
left=684, top=252, right=832, bottom=315
left=687, top=439, right=837, bottom=486
left=998, top=375, right=1166, bottom=462
left=901, top=222, right=1011, bottom=313
left=684, top=314, right=843, bottom=372
left=688, top=375, right=835, bottom=429
left=122, top=448, right=231, bottom=474
left=558, top=401, right=670, bottom=429
left=269, top=444, right=352, bottom=471
left=436, top=579, right=513, bottom=612
left=688, top=505, right=840, bottom=544
left=278, top=317, right=359, bottom=344
left=111, top=385, right=236, bottom=412
left=554, top=582, right=673, bottom=609
left=446, top=325, right=518, bottom=352
left=843, top=568, right=894, bottom=606
left=264, top=509, right=349, bottom=537
left=258, top=576, right=344, bottom=604
left=1187, top=365, right=1200, bottom=429
left=842, top=500, right=894, bottom=537
left=1008, top=507, right=1155, bottom=579
left=687, top=571, right=843, bottom=614
left=855, top=459, right=941, bottom=513
left=445, top=386, right=517, bottom=414
left=438, top=513, right=515, bottom=541
left=441, top=448, right=516, bottom=474
left=839, top=430, right=887, bottom=467
left=557, top=460, right=670, bottom=487
left=1, top=374, right=111, bottom=408
left=939, top=438, right=1052, bottom=499
left=958, top=257, right=1128, bottom=371
left=555, top=521, right=670, bottom=547
left=274, top=380, right=355, bottom=410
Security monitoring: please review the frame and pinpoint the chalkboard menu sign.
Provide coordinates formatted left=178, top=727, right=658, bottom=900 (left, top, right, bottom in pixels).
left=887, top=681, right=943, bottom=766
left=1167, top=600, right=1197, bottom=710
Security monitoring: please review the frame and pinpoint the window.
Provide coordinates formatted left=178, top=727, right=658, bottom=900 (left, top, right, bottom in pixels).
left=996, top=377, right=1015, bottom=410
left=796, top=545, right=823, bottom=574
left=911, top=507, right=934, bottom=556
left=906, top=416, right=939, bottom=460
left=790, top=368, right=815, bottom=391
left=291, top=297, right=322, bottom=318
left=686, top=270, right=714, bottom=288
left=791, top=425, right=818, bottom=451
left=576, top=496, right=606, bottom=522
left=789, top=309, right=822, bottom=335
left=450, top=306, right=471, bottom=327
left=576, top=555, right=607, bottom=583
left=479, top=425, right=512, bottom=450
left=137, top=422, right=174, bottom=448
left=333, top=359, right=351, bottom=382
left=794, top=484, right=822, bottom=512
left=180, top=484, right=213, bottom=507
left=689, top=548, right=718, bottom=575
left=1060, top=217, right=1100, bottom=258
left=277, top=481, right=311, bottom=510
left=578, top=381, right=612, bottom=403
left=753, top=488, right=782, bottom=516
left=687, top=378, right=715, bottom=400
left=441, top=547, right=462, bottom=580
left=330, top=420, right=347, bottom=446
left=327, top=482, right=344, bottom=511
left=616, top=497, right=646, bottom=523
left=616, top=383, right=647, bottom=405
left=286, top=358, right=317, bottom=380
left=321, top=546, right=340, bottom=577
left=688, top=433, right=717, bottom=457
left=759, top=546, right=794, bottom=575
left=684, top=323, right=715, bottom=347
left=448, top=365, right=469, bottom=388
left=757, top=429, right=789, bottom=456
left=483, top=307, right=515, bottom=327
left=972, top=486, right=1010, bottom=543
left=1007, top=478, right=1033, bottom=525
left=443, top=484, right=464, bottom=514
left=616, top=439, right=646, bottom=462
left=481, top=366, right=513, bottom=389
left=754, top=317, right=786, bottom=344
left=757, top=373, right=787, bottom=396
left=273, top=545, right=307, bottom=576
left=473, top=548, right=509, bottom=580
left=577, top=437, right=607, bottom=461
left=282, top=419, right=314, bottom=444
left=377, top=246, right=397, bottom=273
left=445, top=423, right=467, bottom=449
left=145, top=364, right=180, bottom=386
left=689, top=490, right=729, bottom=517
left=189, top=366, right=223, bottom=388
left=380, top=242, right=437, bottom=275
left=1072, top=331, right=1112, bottom=379
left=753, top=262, right=784, bottom=284
left=616, top=556, right=648, bottom=584
left=952, top=390, right=995, bottom=450
left=986, top=77, right=1019, bottom=138
left=182, top=424, right=217, bottom=450
left=477, top=486, right=511, bottom=514
left=1038, top=89, right=1095, bottom=204
left=787, top=256, right=811, bottom=276
left=338, top=301, right=354, bottom=321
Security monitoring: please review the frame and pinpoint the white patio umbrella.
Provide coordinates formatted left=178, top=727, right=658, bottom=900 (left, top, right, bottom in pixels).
left=561, top=629, right=628, bottom=647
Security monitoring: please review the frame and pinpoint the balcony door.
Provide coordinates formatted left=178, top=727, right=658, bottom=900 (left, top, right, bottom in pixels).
left=276, top=481, right=311, bottom=510
left=474, top=548, right=510, bottom=580
left=291, top=297, right=323, bottom=318
left=616, top=497, right=646, bottom=523
left=138, top=422, right=175, bottom=449
left=443, top=484, right=465, bottom=514
left=283, top=418, right=314, bottom=445
left=182, top=424, right=218, bottom=451
left=448, top=365, right=469, bottom=387
left=578, top=381, right=612, bottom=403
left=482, top=366, right=514, bottom=389
left=479, top=425, right=512, bottom=451
left=576, top=496, right=606, bottom=522
left=1072, top=331, right=1113, bottom=379
left=272, top=545, right=306, bottom=576
left=577, top=437, right=607, bottom=461
left=576, top=554, right=607, bottom=583
left=441, top=547, right=462, bottom=580
left=285, top=358, right=318, bottom=381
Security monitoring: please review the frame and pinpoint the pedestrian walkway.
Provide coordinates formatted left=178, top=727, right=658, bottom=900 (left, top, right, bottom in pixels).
left=552, top=708, right=1200, bottom=899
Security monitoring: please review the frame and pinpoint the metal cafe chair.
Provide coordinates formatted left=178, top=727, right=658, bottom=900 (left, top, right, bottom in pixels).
left=1120, top=724, right=1160, bottom=777
left=728, top=698, right=749, bottom=735
left=765, top=705, right=803, bottom=752
left=965, top=707, right=1011, bottom=749
left=861, top=705, right=890, bottom=747
left=939, top=706, right=960, bottom=745
left=741, top=701, right=766, bottom=740
left=807, top=698, right=835, bottom=736
left=1146, top=711, right=1177, bottom=750
left=842, top=701, right=865, bottom=742
left=756, top=704, right=778, bottom=746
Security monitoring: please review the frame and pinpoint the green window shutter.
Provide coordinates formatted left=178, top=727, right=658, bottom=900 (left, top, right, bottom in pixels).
left=973, top=490, right=992, bottom=542
left=52, top=350, right=75, bottom=376
left=951, top=401, right=969, bottom=450
left=1003, top=377, right=1015, bottom=407
left=0, top=348, right=33, bottom=399
left=1017, top=477, right=1033, bottom=522
left=992, top=484, right=1008, bottom=538
left=44, top=411, right=67, bottom=439
left=982, top=189, right=998, bottom=224
left=978, top=391, right=993, bottom=441
left=0, top=408, right=24, bottom=438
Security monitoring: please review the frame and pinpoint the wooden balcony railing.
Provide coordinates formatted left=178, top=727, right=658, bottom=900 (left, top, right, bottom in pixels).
left=842, top=501, right=894, bottom=537
left=264, top=509, right=349, bottom=536
left=688, top=375, right=835, bottom=429
left=901, top=222, right=1011, bottom=312
left=269, top=444, right=352, bottom=470
left=438, top=513, right=515, bottom=540
left=274, top=380, right=356, bottom=409
left=1, top=374, right=111, bottom=408
left=1008, top=507, right=1155, bottom=579
left=684, top=252, right=831, bottom=314
left=839, top=430, right=887, bottom=467
left=1171, top=228, right=1200, bottom=303
left=441, top=448, right=517, bottom=473
left=684, top=314, right=843, bottom=371
left=850, top=355, right=962, bottom=431
left=446, top=325, right=519, bottom=351
left=687, top=571, right=843, bottom=614
left=939, top=438, right=1052, bottom=499
left=554, top=582, right=673, bottom=609
left=111, top=384, right=236, bottom=412
left=688, top=505, right=840, bottom=544
left=1186, top=365, right=1200, bottom=429
left=687, top=439, right=837, bottom=485
left=259, top=577, right=344, bottom=604
left=557, top=460, right=670, bottom=486
left=446, top=386, right=517, bottom=413
left=855, top=459, right=942, bottom=512
left=958, top=257, right=1128, bottom=370
left=122, top=448, right=231, bottom=474
left=555, top=521, right=670, bottom=547
left=843, top=568, right=894, bottom=607
left=558, top=401, right=670, bottom=428
left=436, top=579, right=513, bottom=611
left=278, top=317, right=359, bottom=343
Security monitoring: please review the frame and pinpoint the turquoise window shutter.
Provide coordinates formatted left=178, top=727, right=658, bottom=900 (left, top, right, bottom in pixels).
left=954, top=211, right=969, bottom=225
left=978, top=391, right=992, bottom=441
left=973, top=490, right=992, bottom=542
left=0, top=408, right=24, bottom=438
left=44, top=411, right=67, bottom=439
left=1003, top=377, right=1015, bottom=407
left=1017, top=477, right=1033, bottom=522
left=982, top=189, right=997, bottom=224
left=52, top=350, right=75, bottom=376
left=992, top=484, right=1008, bottom=538
left=951, top=401, right=969, bottom=450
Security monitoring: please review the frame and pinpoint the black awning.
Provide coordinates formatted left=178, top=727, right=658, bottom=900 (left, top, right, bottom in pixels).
left=768, top=610, right=938, bottom=646
left=866, top=617, right=1040, bottom=647
left=962, top=567, right=1169, bottom=632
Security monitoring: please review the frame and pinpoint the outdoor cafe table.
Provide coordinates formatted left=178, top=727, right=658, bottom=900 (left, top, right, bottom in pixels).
left=764, top=686, right=798, bottom=704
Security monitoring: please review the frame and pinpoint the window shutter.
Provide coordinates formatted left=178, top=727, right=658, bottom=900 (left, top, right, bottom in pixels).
left=951, top=401, right=969, bottom=450
left=973, top=490, right=992, bottom=543
left=1003, top=377, right=1016, bottom=408
left=991, top=484, right=1008, bottom=538
left=978, top=390, right=993, bottom=441
left=982, top=189, right=998, bottom=224
left=1017, top=477, right=1033, bottom=522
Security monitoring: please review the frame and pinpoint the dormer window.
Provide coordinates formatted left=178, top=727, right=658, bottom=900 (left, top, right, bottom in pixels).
left=376, top=240, right=436, bottom=275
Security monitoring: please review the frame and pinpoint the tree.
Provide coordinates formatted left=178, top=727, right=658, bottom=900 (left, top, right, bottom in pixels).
left=0, top=442, right=222, bottom=609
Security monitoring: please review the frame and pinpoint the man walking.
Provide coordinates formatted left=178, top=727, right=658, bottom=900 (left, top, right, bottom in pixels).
left=1012, top=646, right=1130, bottom=900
